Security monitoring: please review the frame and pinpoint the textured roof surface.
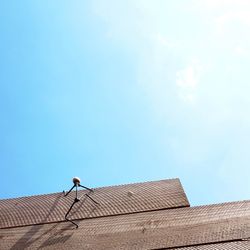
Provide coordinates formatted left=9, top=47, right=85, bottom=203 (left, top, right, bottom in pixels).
left=0, top=178, right=189, bottom=229
left=1, top=200, right=249, bottom=249
left=0, top=179, right=249, bottom=249
left=166, top=241, right=250, bottom=249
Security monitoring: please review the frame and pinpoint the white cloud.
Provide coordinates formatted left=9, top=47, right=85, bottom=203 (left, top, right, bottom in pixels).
left=154, top=33, right=177, bottom=48
left=93, top=2, right=250, bottom=140
left=176, top=60, right=202, bottom=103
left=200, top=0, right=250, bottom=9
left=216, top=10, right=250, bottom=31
left=176, top=64, right=198, bottom=88
left=233, top=46, right=247, bottom=56
left=91, top=0, right=250, bottom=202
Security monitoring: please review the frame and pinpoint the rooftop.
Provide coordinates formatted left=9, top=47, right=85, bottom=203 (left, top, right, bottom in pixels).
left=0, top=178, right=249, bottom=249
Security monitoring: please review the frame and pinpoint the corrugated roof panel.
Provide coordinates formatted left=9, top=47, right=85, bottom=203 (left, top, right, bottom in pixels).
left=0, top=200, right=249, bottom=250
left=0, top=178, right=189, bottom=228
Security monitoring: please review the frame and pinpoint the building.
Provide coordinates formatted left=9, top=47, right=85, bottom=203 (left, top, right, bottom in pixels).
left=0, top=178, right=249, bottom=249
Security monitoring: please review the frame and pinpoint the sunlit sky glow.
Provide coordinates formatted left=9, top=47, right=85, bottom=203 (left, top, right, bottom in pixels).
left=0, top=0, right=249, bottom=205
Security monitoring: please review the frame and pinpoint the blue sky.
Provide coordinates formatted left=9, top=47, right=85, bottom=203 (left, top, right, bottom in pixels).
left=0, top=0, right=249, bottom=206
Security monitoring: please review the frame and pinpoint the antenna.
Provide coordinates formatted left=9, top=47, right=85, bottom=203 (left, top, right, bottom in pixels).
left=64, top=177, right=99, bottom=228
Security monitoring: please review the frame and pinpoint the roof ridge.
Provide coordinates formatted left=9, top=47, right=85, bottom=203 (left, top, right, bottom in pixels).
left=189, top=199, right=250, bottom=208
